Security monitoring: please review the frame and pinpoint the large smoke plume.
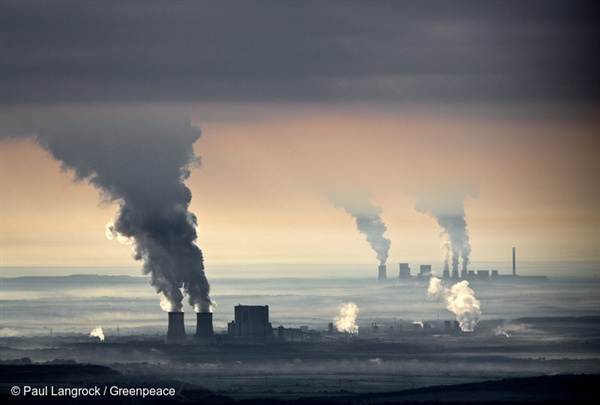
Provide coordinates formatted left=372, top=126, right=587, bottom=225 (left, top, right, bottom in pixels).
left=414, top=183, right=476, bottom=276
left=334, top=302, right=360, bottom=334
left=427, top=277, right=481, bottom=332
left=5, top=107, right=212, bottom=313
left=330, top=190, right=391, bottom=266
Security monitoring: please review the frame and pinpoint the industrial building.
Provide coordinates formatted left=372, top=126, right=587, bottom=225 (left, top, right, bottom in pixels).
left=395, top=248, right=547, bottom=282
left=419, top=265, right=432, bottom=278
left=399, top=263, right=410, bottom=279
left=228, top=305, right=274, bottom=340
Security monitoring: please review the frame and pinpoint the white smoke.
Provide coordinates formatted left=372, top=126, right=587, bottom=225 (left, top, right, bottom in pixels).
left=334, top=302, right=360, bottom=334
left=160, top=294, right=179, bottom=313
left=89, top=326, right=105, bottom=341
left=495, top=326, right=511, bottom=338
left=427, top=277, right=481, bottom=332
left=412, top=321, right=424, bottom=328
left=413, top=182, right=477, bottom=276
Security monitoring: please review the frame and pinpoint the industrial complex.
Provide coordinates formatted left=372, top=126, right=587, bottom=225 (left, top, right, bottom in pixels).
left=393, top=247, right=548, bottom=282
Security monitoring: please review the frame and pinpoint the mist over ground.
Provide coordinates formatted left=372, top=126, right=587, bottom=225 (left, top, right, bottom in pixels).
left=2, top=270, right=599, bottom=403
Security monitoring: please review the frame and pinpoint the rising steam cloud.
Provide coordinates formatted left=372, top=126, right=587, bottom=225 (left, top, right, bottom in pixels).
left=7, top=107, right=212, bottom=313
left=330, top=190, right=391, bottom=266
left=414, top=183, right=477, bottom=276
left=334, top=302, right=360, bottom=334
left=89, top=326, right=105, bottom=341
left=428, top=277, right=481, bottom=332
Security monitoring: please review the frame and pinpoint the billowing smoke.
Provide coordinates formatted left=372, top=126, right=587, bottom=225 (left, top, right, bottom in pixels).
left=334, top=302, right=360, bottom=334
left=4, top=107, right=212, bottom=313
left=414, top=183, right=476, bottom=276
left=427, top=277, right=481, bottom=332
left=330, top=190, right=391, bottom=266
left=89, top=326, right=105, bottom=341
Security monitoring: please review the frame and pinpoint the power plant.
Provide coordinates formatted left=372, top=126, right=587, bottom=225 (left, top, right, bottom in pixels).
left=395, top=247, right=547, bottom=282
left=160, top=247, right=546, bottom=345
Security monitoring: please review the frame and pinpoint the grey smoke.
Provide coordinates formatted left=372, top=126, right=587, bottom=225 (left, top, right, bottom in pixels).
left=414, top=183, right=477, bottom=275
left=3, top=106, right=211, bottom=313
left=330, top=190, right=391, bottom=266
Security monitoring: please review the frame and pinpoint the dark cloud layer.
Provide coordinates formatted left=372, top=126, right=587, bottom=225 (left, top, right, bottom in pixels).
left=1, top=0, right=598, bottom=105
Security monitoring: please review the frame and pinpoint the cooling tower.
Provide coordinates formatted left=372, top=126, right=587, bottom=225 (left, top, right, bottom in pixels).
left=195, top=312, right=215, bottom=344
left=378, top=265, right=387, bottom=280
left=165, top=312, right=187, bottom=344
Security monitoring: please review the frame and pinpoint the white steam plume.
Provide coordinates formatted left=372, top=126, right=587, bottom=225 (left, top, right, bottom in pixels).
left=414, top=183, right=477, bottom=277
left=330, top=190, right=391, bottom=266
left=89, top=326, right=105, bottom=341
left=427, top=277, right=481, bottom=332
left=334, top=302, right=360, bottom=334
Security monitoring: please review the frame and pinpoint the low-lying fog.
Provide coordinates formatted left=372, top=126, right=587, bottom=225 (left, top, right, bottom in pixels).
left=1, top=270, right=598, bottom=337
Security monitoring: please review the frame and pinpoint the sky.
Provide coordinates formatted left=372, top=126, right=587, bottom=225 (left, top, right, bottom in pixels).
left=1, top=0, right=599, bottom=279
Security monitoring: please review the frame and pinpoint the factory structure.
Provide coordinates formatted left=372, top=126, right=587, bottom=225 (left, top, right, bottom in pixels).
left=228, top=305, right=274, bottom=341
left=394, top=247, right=547, bottom=282
left=165, top=305, right=274, bottom=345
left=159, top=247, right=546, bottom=345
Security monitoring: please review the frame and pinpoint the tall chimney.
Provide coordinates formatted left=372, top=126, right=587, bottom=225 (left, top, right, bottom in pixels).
left=378, top=265, right=387, bottom=281
left=165, top=312, right=187, bottom=344
left=195, top=312, right=215, bottom=344
left=512, top=247, right=516, bottom=276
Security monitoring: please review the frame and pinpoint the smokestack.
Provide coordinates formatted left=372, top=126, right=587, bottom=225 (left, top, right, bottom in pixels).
left=378, top=265, right=387, bottom=280
left=512, top=247, right=516, bottom=276
left=165, top=312, right=187, bottom=344
left=195, top=312, right=215, bottom=344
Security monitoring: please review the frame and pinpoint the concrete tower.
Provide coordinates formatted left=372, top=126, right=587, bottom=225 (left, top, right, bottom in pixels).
left=165, top=312, right=187, bottom=344
left=195, top=312, right=215, bottom=344
left=378, top=265, right=387, bottom=280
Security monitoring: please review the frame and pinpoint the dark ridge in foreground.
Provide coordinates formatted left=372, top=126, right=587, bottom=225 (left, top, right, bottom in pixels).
left=1, top=364, right=598, bottom=404
left=238, top=374, right=599, bottom=404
